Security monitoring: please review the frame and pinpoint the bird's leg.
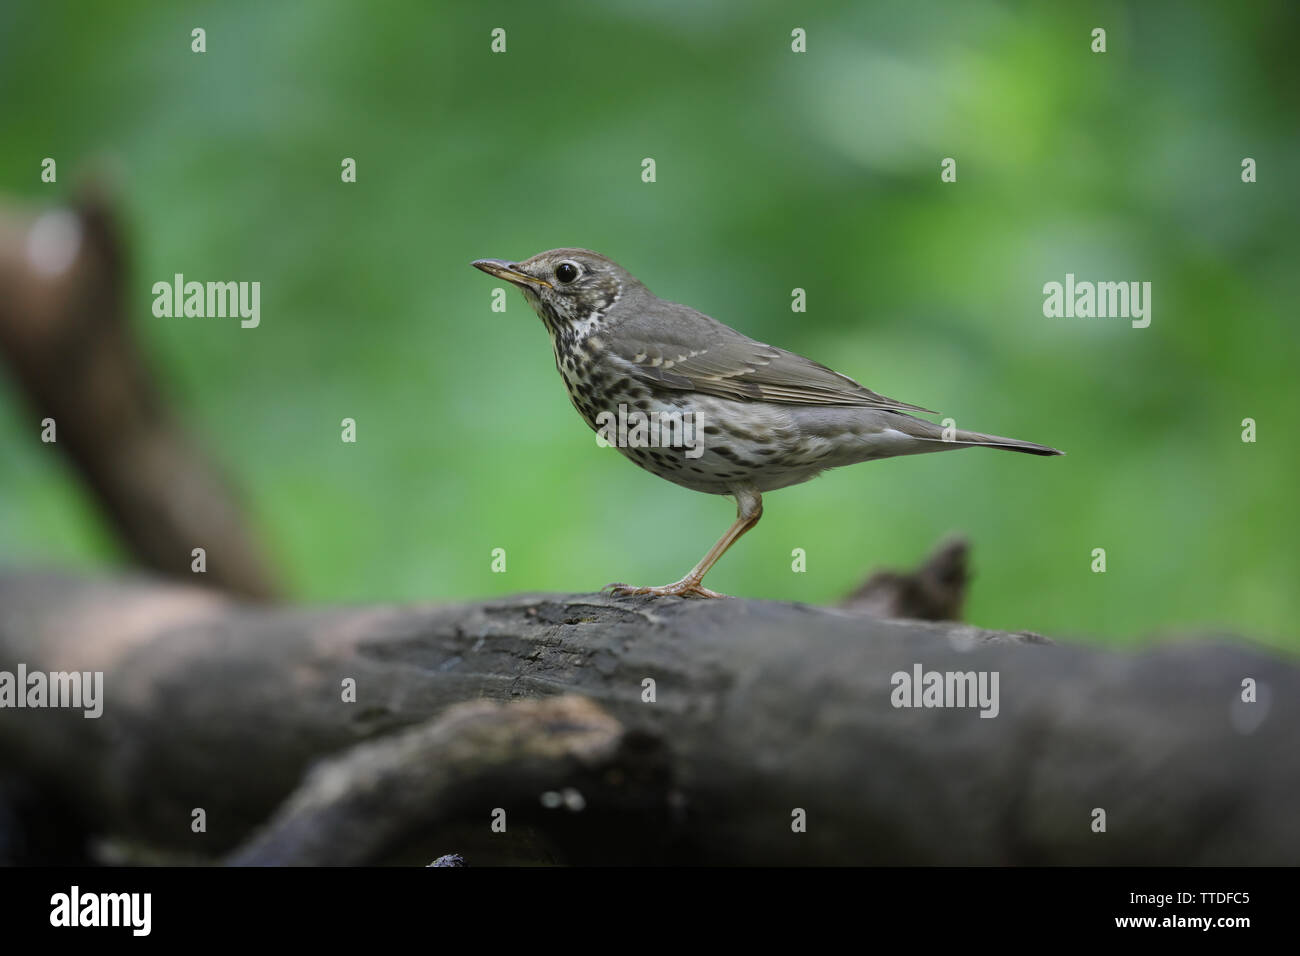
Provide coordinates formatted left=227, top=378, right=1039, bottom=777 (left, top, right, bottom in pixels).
left=607, top=489, right=763, bottom=598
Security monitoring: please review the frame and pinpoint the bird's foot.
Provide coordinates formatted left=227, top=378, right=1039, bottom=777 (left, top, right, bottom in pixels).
left=604, top=579, right=729, bottom=599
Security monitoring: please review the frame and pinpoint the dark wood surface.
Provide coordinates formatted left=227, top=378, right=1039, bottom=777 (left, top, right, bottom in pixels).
left=1, top=571, right=1294, bottom=865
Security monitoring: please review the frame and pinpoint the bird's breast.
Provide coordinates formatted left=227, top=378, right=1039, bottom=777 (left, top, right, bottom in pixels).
left=550, top=331, right=605, bottom=429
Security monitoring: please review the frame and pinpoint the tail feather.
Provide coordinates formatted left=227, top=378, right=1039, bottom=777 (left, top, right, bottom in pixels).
left=950, top=429, right=1063, bottom=456
left=883, top=414, right=1064, bottom=456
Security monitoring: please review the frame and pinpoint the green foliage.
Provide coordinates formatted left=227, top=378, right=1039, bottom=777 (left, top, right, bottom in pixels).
left=1, top=1, right=1297, bottom=648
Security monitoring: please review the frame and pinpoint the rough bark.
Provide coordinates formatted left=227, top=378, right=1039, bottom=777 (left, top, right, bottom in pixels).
left=0, top=571, right=1295, bottom=866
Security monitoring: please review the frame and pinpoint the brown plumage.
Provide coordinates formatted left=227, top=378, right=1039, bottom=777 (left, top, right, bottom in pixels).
left=473, top=248, right=1062, bottom=598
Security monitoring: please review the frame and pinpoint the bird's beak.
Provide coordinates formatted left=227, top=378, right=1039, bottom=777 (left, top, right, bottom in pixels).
left=471, top=258, right=552, bottom=289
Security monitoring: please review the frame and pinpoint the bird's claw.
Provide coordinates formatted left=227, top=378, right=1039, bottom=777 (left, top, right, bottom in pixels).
left=604, top=580, right=729, bottom=599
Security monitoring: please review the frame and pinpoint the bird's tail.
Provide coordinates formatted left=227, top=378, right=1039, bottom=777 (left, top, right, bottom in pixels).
left=887, top=414, right=1064, bottom=456
left=949, top=428, right=1063, bottom=456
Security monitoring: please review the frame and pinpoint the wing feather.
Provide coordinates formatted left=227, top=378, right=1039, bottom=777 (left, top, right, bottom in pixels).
left=605, top=303, right=935, bottom=414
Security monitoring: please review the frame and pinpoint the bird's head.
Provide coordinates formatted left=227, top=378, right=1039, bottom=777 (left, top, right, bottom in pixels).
left=472, top=248, right=631, bottom=336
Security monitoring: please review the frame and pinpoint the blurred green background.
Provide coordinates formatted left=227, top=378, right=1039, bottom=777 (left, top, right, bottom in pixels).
left=1, top=1, right=1297, bottom=649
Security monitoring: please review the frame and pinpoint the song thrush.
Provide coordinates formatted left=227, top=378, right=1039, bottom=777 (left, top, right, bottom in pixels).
left=472, top=249, right=1062, bottom=598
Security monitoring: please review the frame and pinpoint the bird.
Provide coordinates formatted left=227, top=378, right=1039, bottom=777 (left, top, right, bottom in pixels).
left=472, top=249, right=1062, bottom=598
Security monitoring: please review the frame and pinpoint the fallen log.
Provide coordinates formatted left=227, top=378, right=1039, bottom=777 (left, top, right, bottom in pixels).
left=0, top=571, right=1295, bottom=865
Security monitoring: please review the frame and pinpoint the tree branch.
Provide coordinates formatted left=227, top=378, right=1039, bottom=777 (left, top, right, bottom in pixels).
left=0, top=193, right=278, bottom=599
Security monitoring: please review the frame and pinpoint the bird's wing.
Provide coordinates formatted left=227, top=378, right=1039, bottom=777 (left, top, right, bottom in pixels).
left=604, top=303, right=936, bottom=413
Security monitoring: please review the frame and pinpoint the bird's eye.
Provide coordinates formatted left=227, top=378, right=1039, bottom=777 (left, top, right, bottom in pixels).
left=555, top=261, right=580, bottom=284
